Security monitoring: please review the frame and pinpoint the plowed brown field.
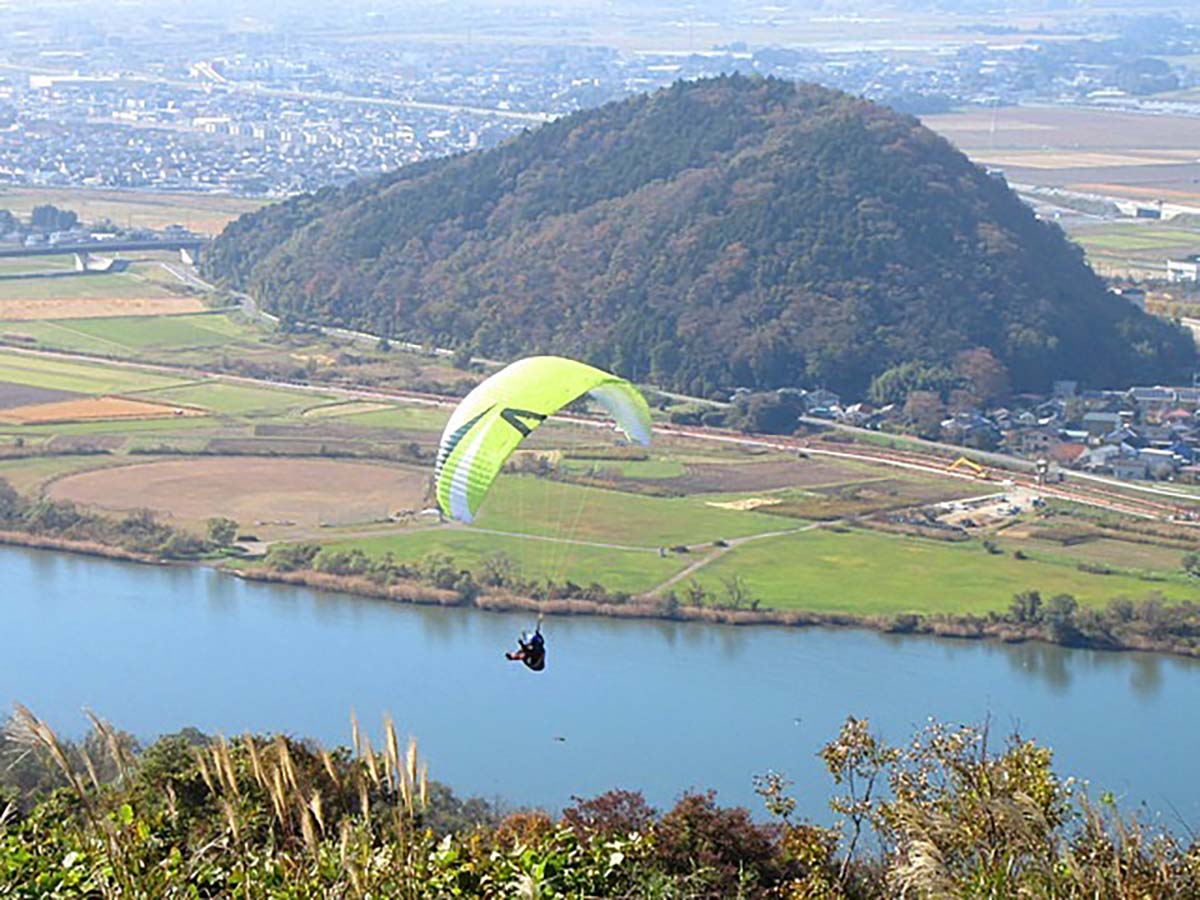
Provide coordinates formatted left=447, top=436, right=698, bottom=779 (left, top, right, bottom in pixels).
left=0, top=395, right=204, bottom=424
left=47, top=457, right=429, bottom=533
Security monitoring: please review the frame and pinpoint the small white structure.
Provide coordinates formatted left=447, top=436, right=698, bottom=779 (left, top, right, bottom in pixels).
left=1167, top=256, right=1200, bottom=283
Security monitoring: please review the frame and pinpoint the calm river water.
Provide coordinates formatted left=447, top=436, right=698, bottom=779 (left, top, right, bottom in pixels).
left=4, top=545, right=1199, bottom=825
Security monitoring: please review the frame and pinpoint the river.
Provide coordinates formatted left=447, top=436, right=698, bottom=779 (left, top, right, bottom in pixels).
left=4, top=545, right=1199, bottom=825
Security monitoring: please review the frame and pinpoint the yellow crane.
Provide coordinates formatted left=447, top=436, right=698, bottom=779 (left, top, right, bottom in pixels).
left=948, top=456, right=989, bottom=479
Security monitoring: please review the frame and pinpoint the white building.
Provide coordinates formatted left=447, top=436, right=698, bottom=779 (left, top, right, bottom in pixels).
left=1167, top=256, right=1200, bottom=283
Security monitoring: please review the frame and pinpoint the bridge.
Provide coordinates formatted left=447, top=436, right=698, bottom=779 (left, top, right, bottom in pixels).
left=0, top=239, right=207, bottom=271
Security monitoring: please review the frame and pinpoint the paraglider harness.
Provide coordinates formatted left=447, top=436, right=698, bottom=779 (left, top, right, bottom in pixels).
left=506, top=619, right=546, bottom=672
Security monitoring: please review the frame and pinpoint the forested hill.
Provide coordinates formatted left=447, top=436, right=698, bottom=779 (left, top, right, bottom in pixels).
left=204, top=76, right=1195, bottom=398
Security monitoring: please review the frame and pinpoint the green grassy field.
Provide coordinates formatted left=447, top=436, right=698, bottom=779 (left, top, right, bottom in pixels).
left=470, top=475, right=792, bottom=546
left=689, top=528, right=1196, bottom=615
left=0, top=350, right=190, bottom=394
left=1000, top=535, right=1190, bottom=575
left=0, top=270, right=183, bottom=301
left=325, top=527, right=686, bottom=594
left=2, top=416, right=219, bottom=438
left=0, top=256, right=75, bottom=274
left=140, top=380, right=333, bottom=416
left=1071, top=225, right=1200, bottom=254
left=337, top=404, right=450, bottom=432
left=3, top=313, right=250, bottom=352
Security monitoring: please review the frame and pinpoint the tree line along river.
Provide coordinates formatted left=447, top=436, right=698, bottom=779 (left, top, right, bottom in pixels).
left=3, top=545, right=1199, bottom=826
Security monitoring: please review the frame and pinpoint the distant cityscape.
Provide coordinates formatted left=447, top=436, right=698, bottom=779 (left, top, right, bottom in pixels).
left=1, top=5, right=1198, bottom=195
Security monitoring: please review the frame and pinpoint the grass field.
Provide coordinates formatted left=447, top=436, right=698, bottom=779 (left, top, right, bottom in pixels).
left=1071, top=224, right=1200, bottom=254
left=561, top=456, right=688, bottom=480
left=0, top=350, right=190, bottom=394
left=470, top=475, right=792, bottom=546
left=140, top=380, right=333, bottom=416
left=0, top=313, right=250, bottom=352
left=690, top=528, right=1196, bottom=616
left=0, top=186, right=265, bottom=234
left=999, top=534, right=1191, bottom=574
left=4, top=415, right=217, bottom=438
left=0, top=256, right=75, bottom=274
left=0, top=274, right=181, bottom=302
left=336, top=404, right=451, bottom=433
left=325, top=528, right=685, bottom=594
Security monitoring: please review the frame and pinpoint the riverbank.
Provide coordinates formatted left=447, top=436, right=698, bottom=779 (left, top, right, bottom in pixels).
left=0, top=529, right=160, bottom=565
left=232, top=563, right=1200, bottom=660
left=5, top=521, right=1195, bottom=659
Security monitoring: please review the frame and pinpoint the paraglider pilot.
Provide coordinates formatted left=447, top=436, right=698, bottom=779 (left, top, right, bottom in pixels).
left=506, top=622, right=546, bottom=672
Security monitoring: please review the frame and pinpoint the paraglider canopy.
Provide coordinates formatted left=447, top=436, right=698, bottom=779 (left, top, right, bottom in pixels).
left=434, top=356, right=652, bottom=523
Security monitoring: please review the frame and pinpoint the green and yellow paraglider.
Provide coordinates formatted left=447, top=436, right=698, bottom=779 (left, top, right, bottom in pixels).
left=434, top=355, right=652, bottom=524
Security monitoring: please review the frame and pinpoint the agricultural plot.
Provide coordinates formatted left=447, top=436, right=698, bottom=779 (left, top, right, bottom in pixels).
left=0, top=453, right=138, bottom=494
left=47, top=457, right=429, bottom=535
left=0, top=395, right=204, bottom=425
left=923, top=106, right=1200, bottom=204
left=0, top=298, right=209, bottom=324
left=302, top=400, right=397, bottom=419
left=0, top=186, right=265, bottom=235
left=327, top=528, right=686, bottom=595
left=140, top=381, right=332, bottom=417
left=0, top=256, right=75, bottom=275
left=469, top=474, right=792, bottom=547
left=7, top=415, right=218, bottom=439
left=0, top=272, right=180, bottom=303
left=335, top=404, right=450, bottom=433
left=0, top=350, right=190, bottom=394
left=689, top=528, right=1196, bottom=616
left=22, top=313, right=249, bottom=351
left=0, top=381, right=79, bottom=410
left=1070, top=225, right=1200, bottom=254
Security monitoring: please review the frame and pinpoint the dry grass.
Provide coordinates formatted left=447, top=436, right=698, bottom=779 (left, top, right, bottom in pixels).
left=6, top=703, right=428, bottom=898
left=0, top=297, right=208, bottom=320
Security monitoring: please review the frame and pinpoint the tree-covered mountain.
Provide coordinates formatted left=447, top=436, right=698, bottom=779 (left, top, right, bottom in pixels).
left=204, top=75, right=1196, bottom=399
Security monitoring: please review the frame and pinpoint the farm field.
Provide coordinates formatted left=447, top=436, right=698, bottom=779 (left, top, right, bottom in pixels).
left=0, top=349, right=190, bottom=394
left=0, top=330, right=1191, bottom=624
left=0, top=275, right=182, bottom=303
left=1070, top=223, right=1200, bottom=253
left=923, top=105, right=1200, bottom=204
left=0, top=297, right=209, bottom=323
left=1065, top=220, right=1200, bottom=277
left=0, top=312, right=250, bottom=352
left=469, top=474, right=795, bottom=547
left=47, top=457, right=429, bottom=535
left=0, top=186, right=265, bottom=234
left=0, top=395, right=204, bottom=425
left=139, top=380, right=333, bottom=417
left=689, top=527, right=1197, bottom=616
left=0, top=453, right=144, bottom=494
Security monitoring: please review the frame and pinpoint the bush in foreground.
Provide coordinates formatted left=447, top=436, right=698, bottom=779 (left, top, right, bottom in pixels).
left=1, top=707, right=1197, bottom=897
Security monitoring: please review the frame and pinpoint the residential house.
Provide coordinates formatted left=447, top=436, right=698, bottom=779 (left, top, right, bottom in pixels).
left=1083, top=411, right=1123, bottom=439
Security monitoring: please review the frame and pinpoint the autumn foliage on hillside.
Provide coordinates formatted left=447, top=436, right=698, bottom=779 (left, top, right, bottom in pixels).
left=205, top=76, right=1195, bottom=398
